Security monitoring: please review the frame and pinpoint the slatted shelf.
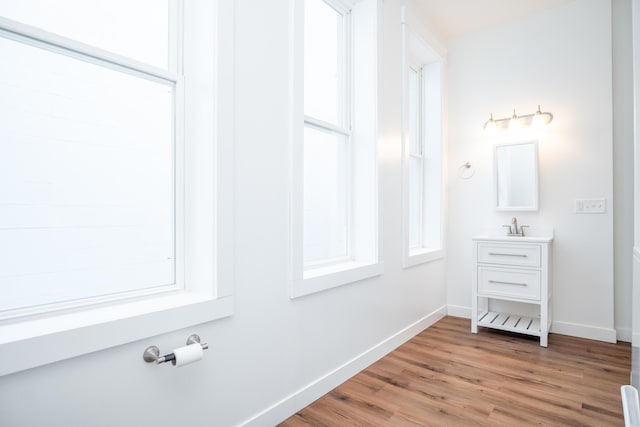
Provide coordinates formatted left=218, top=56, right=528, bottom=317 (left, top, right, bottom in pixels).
left=477, top=311, right=541, bottom=337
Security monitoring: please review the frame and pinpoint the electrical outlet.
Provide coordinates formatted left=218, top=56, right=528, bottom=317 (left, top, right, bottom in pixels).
left=575, top=198, right=606, bottom=214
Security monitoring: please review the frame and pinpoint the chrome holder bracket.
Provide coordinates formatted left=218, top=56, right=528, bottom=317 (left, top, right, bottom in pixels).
left=143, top=334, right=209, bottom=365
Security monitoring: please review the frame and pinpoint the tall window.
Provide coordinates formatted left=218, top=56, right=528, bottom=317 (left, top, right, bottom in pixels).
left=0, top=1, right=180, bottom=315
left=402, top=19, right=443, bottom=268
left=408, top=66, right=424, bottom=249
left=291, top=0, right=379, bottom=298
left=0, top=0, right=235, bottom=376
left=303, top=0, right=350, bottom=266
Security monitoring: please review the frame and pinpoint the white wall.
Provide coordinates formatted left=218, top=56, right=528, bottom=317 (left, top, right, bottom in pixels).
left=446, top=0, right=616, bottom=342
left=0, top=1, right=448, bottom=426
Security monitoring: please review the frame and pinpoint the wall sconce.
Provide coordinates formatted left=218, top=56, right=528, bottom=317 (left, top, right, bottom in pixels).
left=483, top=105, right=553, bottom=132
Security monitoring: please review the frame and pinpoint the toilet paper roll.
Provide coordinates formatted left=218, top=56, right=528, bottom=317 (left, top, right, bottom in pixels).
left=171, top=344, right=203, bottom=367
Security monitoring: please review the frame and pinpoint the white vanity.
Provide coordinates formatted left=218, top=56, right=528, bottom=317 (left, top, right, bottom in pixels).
left=471, top=235, right=553, bottom=347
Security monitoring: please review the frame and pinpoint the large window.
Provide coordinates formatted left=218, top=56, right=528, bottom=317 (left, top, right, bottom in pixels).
left=303, top=0, right=350, bottom=265
left=0, top=3, right=178, bottom=315
left=0, top=0, right=235, bottom=376
left=290, top=0, right=380, bottom=298
left=402, top=17, right=444, bottom=268
left=408, top=65, right=424, bottom=249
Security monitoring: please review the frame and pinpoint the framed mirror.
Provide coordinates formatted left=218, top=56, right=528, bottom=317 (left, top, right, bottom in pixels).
left=494, top=140, right=539, bottom=211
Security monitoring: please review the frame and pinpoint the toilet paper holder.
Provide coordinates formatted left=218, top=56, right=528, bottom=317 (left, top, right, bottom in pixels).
left=143, top=334, right=209, bottom=365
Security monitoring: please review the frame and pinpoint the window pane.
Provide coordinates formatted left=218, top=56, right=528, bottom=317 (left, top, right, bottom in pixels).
left=0, top=0, right=169, bottom=69
left=408, top=67, right=420, bottom=155
left=409, top=156, right=423, bottom=248
left=0, top=36, right=174, bottom=313
left=304, top=0, right=343, bottom=125
left=303, top=126, right=348, bottom=263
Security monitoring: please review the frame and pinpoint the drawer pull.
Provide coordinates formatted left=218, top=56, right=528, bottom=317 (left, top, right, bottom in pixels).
left=488, top=280, right=527, bottom=286
left=488, top=252, right=528, bottom=257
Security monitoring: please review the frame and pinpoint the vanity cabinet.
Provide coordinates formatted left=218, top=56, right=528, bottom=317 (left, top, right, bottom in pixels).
left=471, top=236, right=553, bottom=347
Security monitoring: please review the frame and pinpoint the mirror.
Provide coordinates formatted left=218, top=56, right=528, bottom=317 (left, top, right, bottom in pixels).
left=494, top=140, right=538, bottom=211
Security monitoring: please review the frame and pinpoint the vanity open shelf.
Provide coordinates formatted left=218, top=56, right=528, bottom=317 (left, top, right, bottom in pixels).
left=471, top=235, right=553, bottom=347
left=477, top=311, right=541, bottom=336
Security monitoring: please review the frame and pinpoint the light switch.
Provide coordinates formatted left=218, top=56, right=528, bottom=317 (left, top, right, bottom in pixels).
left=575, top=198, right=606, bottom=214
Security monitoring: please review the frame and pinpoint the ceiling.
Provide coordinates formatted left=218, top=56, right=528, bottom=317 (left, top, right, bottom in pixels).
left=416, top=0, right=574, bottom=39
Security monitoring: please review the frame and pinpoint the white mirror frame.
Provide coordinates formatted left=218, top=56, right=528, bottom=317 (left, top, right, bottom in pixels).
left=494, top=140, right=539, bottom=211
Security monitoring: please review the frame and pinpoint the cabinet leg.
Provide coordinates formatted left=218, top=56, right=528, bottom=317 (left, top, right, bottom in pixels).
left=540, top=334, right=548, bottom=347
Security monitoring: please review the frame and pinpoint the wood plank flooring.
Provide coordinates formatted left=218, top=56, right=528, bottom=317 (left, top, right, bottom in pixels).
left=279, top=316, right=631, bottom=426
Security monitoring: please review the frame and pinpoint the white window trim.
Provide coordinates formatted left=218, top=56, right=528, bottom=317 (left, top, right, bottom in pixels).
left=0, top=0, right=235, bottom=376
left=401, top=8, right=445, bottom=269
left=289, top=0, right=381, bottom=299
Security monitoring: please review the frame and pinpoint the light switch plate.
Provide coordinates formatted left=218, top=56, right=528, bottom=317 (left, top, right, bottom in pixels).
left=575, top=198, right=606, bottom=214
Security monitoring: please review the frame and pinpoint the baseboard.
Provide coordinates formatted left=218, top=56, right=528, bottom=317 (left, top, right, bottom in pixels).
left=551, top=321, right=617, bottom=343
left=449, top=304, right=618, bottom=343
left=617, top=327, right=632, bottom=343
left=240, top=305, right=447, bottom=427
left=447, top=305, right=471, bottom=319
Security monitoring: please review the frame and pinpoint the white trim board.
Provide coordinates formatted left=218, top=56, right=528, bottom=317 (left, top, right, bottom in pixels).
left=240, top=305, right=447, bottom=427
left=447, top=305, right=471, bottom=319
left=617, top=327, right=632, bottom=343
left=550, top=321, right=617, bottom=343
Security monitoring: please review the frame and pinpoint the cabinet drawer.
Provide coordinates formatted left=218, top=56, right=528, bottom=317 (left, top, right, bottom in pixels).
left=477, top=243, right=541, bottom=267
left=478, top=267, right=541, bottom=301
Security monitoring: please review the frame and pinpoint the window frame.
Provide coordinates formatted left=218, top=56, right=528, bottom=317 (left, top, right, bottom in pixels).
left=290, top=0, right=381, bottom=298
left=0, top=0, right=235, bottom=376
left=401, top=11, right=445, bottom=268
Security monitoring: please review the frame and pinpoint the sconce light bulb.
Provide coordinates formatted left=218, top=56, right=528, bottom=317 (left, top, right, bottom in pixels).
left=484, top=113, right=497, bottom=134
left=532, top=112, right=545, bottom=128
left=509, top=110, right=521, bottom=131
left=532, top=105, right=546, bottom=128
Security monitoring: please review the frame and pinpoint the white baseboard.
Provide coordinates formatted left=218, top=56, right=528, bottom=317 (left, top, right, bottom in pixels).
left=447, top=305, right=471, bottom=318
left=551, top=321, right=617, bottom=343
left=240, top=305, right=448, bottom=427
left=449, top=304, right=618, bottom=343
left=617, top=327, right=632, bottom=343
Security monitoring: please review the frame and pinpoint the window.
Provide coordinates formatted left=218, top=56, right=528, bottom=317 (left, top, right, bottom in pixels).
left=0, top=0, right=235, bottom=376
left=303, top=0, right=350, bottom=265
left=408, top=66, right=424, bottom=249
left=0, top=13, right=177, bottom=315
left=290, top=0, right=380, bottom=298
left=402, top=16, right=444, bottom=268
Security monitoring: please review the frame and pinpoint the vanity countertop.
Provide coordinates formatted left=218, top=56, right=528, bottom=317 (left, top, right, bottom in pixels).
left=472, top=235, right=554, bottom=243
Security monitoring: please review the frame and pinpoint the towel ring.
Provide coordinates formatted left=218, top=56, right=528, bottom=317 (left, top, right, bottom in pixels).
left=459, top=162, right=475, bottom=180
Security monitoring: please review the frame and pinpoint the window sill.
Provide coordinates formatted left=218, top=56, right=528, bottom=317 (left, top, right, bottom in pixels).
left=290, top=261, right=384, bottom=299
left=403, top=248, right=444, bottom=268
left=0, top=292, right=234, bottom=376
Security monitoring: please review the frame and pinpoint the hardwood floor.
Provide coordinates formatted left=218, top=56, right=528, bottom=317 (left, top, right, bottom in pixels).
left=279, top=316, right=631, bottom=426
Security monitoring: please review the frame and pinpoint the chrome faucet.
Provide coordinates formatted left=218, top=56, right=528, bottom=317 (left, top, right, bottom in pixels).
left=503, top=217, right=529, bottom=236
